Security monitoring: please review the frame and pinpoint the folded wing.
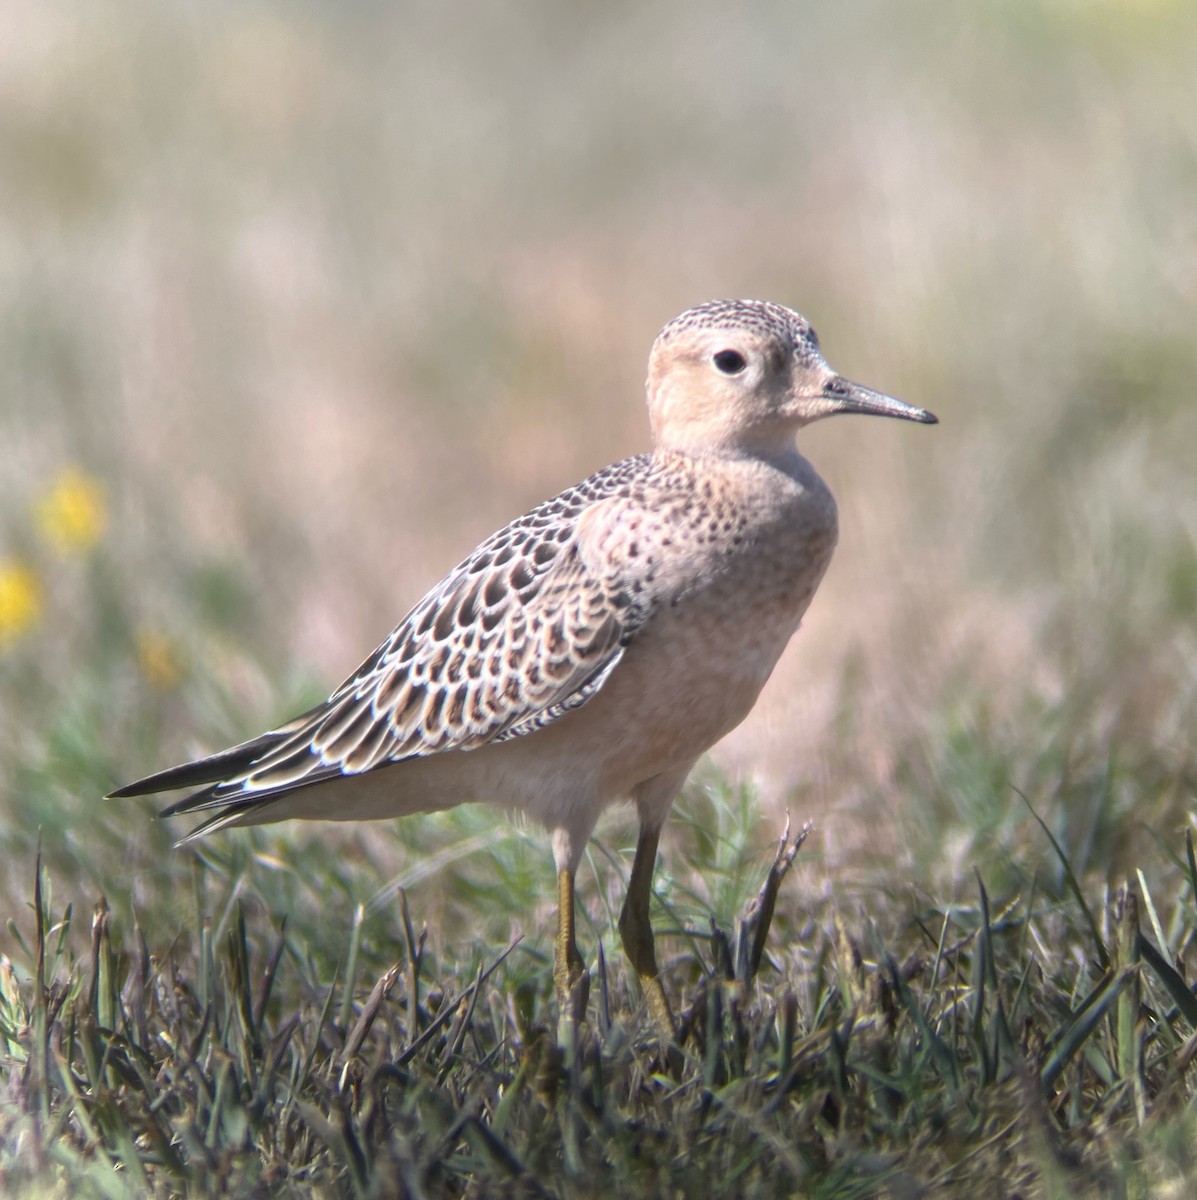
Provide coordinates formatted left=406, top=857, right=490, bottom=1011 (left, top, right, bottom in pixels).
left=110, top=456, right=658, bottom=834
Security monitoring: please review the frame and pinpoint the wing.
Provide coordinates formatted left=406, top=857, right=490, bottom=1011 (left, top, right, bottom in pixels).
left=111, top=455, right=659, bottom=830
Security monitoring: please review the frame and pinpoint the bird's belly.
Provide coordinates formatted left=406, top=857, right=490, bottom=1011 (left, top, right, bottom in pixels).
left=503, top=565, right=821, bottom=812
left=605, top=601, right=802, bottom=779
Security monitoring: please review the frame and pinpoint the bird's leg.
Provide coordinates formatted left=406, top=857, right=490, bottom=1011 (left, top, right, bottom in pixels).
left=618, top=821, right=675, bottom=1039
left=554, top=866, right=589, bottom=1026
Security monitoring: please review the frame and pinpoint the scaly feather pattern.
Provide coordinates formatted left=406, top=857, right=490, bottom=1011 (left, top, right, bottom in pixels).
left=157, top=452, right=679, bottom=820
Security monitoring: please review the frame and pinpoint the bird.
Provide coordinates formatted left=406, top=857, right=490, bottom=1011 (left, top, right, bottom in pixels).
left=110, top=298, right=937, bottom=1037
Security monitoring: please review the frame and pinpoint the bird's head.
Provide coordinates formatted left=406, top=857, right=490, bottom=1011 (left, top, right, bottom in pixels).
left=646, top=299, right=937, bottom=454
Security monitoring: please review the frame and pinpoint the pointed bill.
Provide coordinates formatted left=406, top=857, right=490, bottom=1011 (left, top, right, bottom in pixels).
left=822, top=376, right=938, bottom=424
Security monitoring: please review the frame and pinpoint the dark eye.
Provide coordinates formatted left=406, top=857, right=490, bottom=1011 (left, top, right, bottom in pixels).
left=712, top=349, right=747, bottom=375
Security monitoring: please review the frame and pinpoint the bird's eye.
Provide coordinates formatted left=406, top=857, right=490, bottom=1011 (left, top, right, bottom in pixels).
left=712, top=349, right=747, bottom=375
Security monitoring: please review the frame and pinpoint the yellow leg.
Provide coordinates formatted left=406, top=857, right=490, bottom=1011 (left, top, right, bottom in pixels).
left=554, top=867, right=589, bottom=1024
left=618, top=823, right=676, bottom=1038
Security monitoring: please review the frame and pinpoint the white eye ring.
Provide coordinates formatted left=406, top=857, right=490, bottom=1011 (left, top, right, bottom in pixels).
left=712, top=349, right=747, bottom=375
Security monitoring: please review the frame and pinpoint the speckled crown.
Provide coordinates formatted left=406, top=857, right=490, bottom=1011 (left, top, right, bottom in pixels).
left=656, top=299, right=816, bottom=350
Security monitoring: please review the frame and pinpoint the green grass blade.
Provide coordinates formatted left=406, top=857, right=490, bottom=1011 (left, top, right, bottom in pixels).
left=1018, top=788, right=1109, bottom=970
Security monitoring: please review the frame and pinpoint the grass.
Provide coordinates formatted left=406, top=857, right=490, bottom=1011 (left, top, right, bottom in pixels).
left=4, top=768, right=1197, bottom=1197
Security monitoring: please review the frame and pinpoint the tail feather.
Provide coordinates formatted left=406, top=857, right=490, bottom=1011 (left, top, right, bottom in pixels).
left=159, top=762, right=340, bottom=819
left=165, top=764, right=353, bottom=842
left=106, top=704, right=325, bottom=800
left=107, top=740, right=268, bottom=798
left=171, top=793, right=287, bottom=843
left=159, top=782, right=223, bottom=818
left=174, top=807, right=259, bottom=844
left=109, top=701, right=352, bottom=843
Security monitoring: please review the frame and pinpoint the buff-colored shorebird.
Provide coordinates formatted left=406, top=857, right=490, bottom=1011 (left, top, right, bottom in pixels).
left=111, top=299, right=936, bottom=1036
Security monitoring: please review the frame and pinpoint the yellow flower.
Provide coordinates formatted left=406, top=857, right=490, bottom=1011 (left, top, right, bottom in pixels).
left=35, top=468, right=108, bottom=555
left=136, top=628, right=183, bottom=691
left=0, top=561, right=42, bottom=645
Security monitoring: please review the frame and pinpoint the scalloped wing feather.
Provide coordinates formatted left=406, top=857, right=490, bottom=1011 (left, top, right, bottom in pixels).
left=160, top=456, right=658, bottom=818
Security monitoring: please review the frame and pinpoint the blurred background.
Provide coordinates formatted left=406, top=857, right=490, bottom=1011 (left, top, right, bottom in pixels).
left=1, top=0, right=1194, bottom=945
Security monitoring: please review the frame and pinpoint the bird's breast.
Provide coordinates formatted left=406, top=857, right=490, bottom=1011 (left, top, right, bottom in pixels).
left=650, top=450, right=839, bottom=625
left=584, top=454, right=839, bottom=781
